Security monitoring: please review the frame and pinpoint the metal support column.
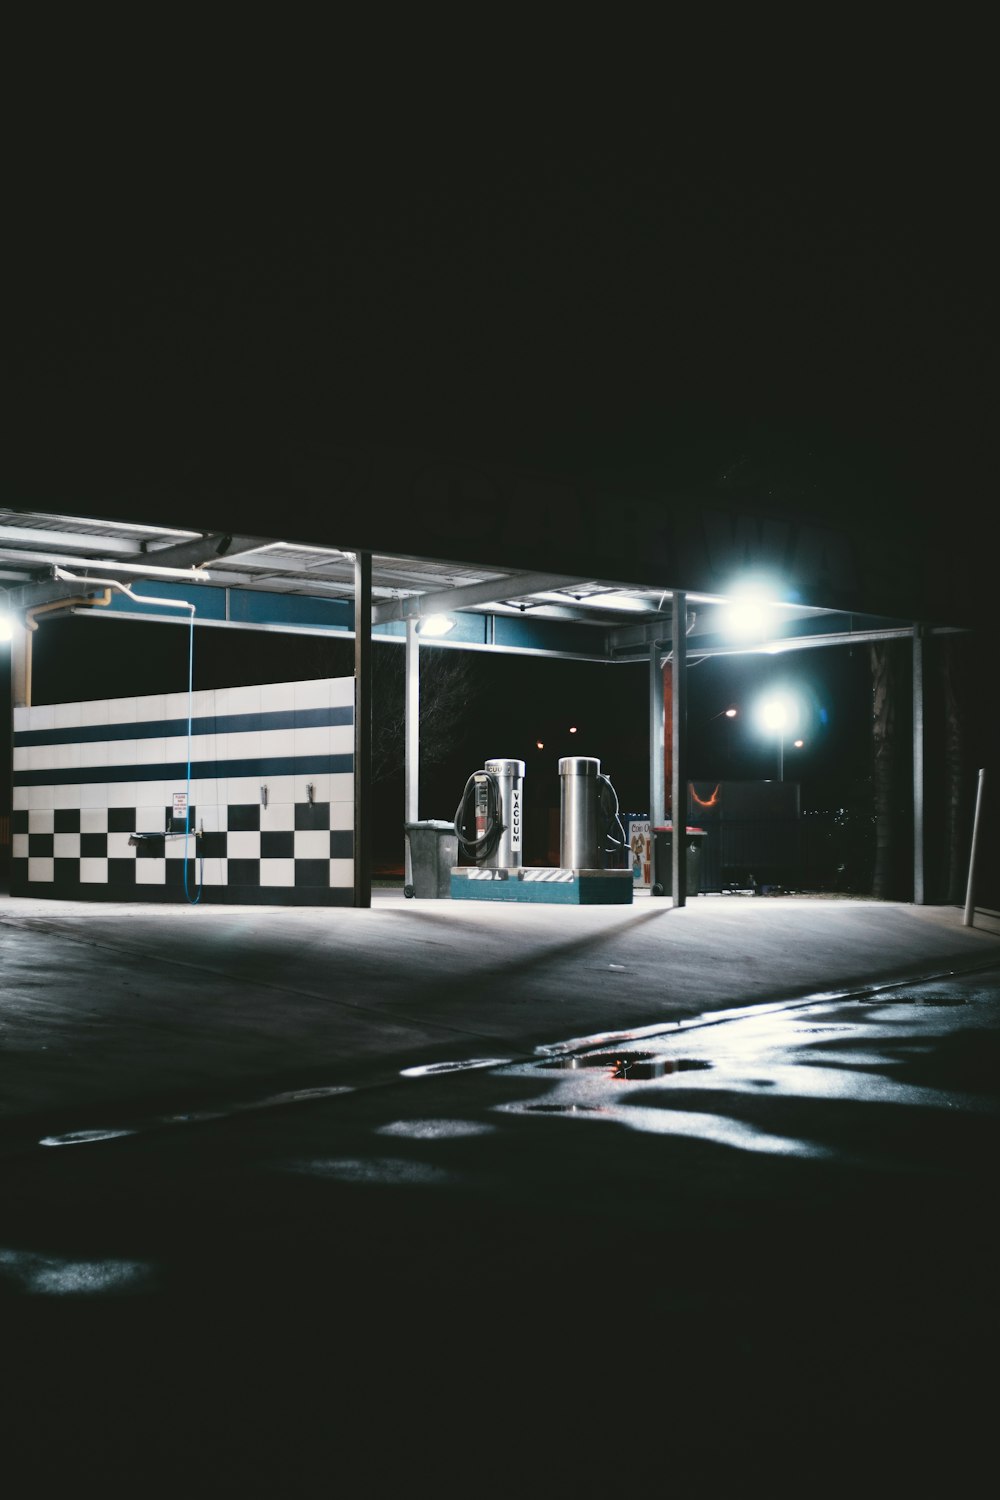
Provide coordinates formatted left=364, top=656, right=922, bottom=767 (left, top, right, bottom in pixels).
left=649, top=641, right=665, bottom=830
left=913, top=623, right=925, bottom=904
left=671, top=592, right=688, bottom=907
left=404, top=617, right=419, bottom=887
left=353, top=552, right=373, bottom=909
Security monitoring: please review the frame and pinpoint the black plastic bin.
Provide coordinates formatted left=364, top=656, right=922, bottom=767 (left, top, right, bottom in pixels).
left=651, top=825, right=705, bottom=897
left=404, top=820, right=458, bottom=898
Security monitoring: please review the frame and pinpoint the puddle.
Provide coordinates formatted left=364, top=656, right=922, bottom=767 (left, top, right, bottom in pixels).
left=522, top=1103, right=609, bottom=1114
left=539, top=1051, right=713, bottom=1080
left=0, top=1248, right=156, bottom=1294
left=400, top=1058, right=511, bottom=1078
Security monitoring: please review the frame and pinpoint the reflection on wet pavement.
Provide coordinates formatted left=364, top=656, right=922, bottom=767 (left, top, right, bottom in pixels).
left=492, top=977, right=1000, bottom=1162
left=0, top=1248, right=156, bottom=1294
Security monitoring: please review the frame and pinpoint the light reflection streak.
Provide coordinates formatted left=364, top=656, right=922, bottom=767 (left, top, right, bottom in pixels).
left=40, top=1128, right=138, bottom=1147
left=287, top=1157, right=457, bottom=1186
left=377, top=1119, right=495, bottom=1139
left=0, top=1248, right=155, bottom=1293
left=400, top=1059, right=512, bottom=1078
left=38, top=1084, right=356, bottom=1148
left=615, top=1107, right=836, bottom=1156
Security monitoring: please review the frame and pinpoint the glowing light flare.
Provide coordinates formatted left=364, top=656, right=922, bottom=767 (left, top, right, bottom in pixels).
left=722, top=600, right=771, bottom=639
left=0, top=614, right=13, bottom=643
left=754, top=691, right=803, bottom=739
left=417, top=614, right=455, bottom=637
left=761, top=699, right=791, bottom=732
left=717, top=574, right=788, bottom=642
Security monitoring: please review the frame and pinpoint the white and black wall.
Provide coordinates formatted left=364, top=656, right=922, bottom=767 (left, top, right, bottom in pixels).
left=11, top=677, right=354, bottom=905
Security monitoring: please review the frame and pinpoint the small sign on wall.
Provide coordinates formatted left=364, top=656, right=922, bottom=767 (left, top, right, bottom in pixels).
left=627, top=817, right=651, bottom=887
left=172, top=792, right=188, bottom=823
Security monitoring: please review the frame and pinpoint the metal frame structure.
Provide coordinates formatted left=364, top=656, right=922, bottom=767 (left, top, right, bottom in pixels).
left=2, top=507, right=957, bottom=906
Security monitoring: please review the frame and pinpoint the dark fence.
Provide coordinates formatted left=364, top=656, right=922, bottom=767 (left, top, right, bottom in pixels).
left=687, top=781, right=873, bottom=894
left=692, top=812, right=874, bottom=893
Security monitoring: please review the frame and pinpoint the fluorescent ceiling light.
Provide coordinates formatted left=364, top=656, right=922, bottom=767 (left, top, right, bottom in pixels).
left=53, top=560, right=212, bottom=582
left=417, top=614, right=455, bottom=636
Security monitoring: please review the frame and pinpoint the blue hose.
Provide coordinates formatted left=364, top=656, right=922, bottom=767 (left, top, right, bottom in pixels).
left=183, top=608, right=203, bottom=905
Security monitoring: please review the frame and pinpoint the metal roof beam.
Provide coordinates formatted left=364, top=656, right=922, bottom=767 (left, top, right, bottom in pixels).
left=0, top=522, right=147, bottom=556
left=4, top=533, right=272, bottom=610
left=134, top=533, right=273, bottom=569
left=372, top=571, right=587, bottom=624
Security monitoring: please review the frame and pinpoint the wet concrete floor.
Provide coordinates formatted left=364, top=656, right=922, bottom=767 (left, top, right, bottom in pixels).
left=3, top=890, right=999, bottom=1489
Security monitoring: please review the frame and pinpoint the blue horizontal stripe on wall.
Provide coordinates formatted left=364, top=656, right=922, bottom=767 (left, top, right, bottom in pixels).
left=13, top=705, right=353, bottom=748
left=13, top=754, right=354, bottom=787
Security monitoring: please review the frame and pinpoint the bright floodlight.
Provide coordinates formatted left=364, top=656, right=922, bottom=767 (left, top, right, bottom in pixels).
left=723, top=600, right=769, bottom=638
left=417, top=614, right=455, bottom=637
left=755, top=692, right=801, bottom=735
left=754, top=690, right=804, bottom=779
left=0, top=613, right=13, bottom=643
left=718, top=581, right=781, bottom=640
left=760, top=697, right=792, bottom=732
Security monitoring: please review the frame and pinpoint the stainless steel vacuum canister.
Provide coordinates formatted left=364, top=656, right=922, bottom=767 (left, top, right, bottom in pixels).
left=483, top=758, right=525, bottom=868
left=559, top=756, right=601, bottom=869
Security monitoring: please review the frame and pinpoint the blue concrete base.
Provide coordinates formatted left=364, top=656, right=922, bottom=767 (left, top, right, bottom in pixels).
left=450, top=866, right=634, bottom=905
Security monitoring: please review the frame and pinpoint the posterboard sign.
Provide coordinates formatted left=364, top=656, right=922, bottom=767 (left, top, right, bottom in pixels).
left=628, top=818, right=651, bottom=887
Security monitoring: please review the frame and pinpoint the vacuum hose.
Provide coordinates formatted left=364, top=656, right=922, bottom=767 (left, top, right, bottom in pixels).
left=598, top=773, right=627, bottom=859
left=453, top=770, right=505, bottom=863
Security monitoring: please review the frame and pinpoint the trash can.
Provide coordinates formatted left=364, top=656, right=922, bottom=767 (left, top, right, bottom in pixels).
left=651, top=825, right=705, bottom=897
left=404, top=820, right=458, bottom=898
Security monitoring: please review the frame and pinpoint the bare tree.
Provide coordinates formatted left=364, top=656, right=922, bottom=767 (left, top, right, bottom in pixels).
left=941, top=634, right=971, bottom=905
left=870, top=639, right=908, bottom=899
left=299, top=636, right=479, bottom=785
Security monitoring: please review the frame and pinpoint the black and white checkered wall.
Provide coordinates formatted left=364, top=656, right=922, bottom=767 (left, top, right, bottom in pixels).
left=11, top=678, right=354, bottom=905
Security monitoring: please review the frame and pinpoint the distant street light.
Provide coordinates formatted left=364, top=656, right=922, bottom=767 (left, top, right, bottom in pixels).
left=755, top=692, right=802, bottom=781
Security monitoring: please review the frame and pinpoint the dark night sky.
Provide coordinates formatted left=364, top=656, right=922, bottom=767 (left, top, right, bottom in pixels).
left=6, top=65, right=993, bottom=515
